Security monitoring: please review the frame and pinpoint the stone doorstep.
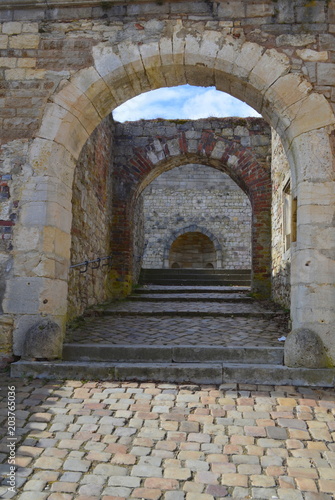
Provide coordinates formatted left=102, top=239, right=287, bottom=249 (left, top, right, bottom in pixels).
left=10, top=360, right=335, bottom=387
left=62, top=344, right=284, bottom=365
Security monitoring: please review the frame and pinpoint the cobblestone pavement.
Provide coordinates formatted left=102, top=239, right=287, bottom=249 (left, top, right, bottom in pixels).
left=65, top=316, right=287, bottom=347
left=1, top=377, right=335, bottom=500
left=65, top=287, right=288, bottom=347
left=102, top=302, right=275, bottom=314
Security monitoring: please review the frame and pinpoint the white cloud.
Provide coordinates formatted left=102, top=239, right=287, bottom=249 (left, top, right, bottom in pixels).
left=181, top=88, right=260, bottom=119
left=113, top=85, right=260, bottom=122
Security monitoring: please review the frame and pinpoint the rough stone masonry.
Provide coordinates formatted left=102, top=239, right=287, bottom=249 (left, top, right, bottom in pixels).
left=0, top=0, right=334, bottom=370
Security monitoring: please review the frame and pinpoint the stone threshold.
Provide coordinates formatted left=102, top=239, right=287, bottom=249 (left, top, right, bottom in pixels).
left=11, top=360, right=335, bottom=387
left=62, top=343, right=284, bottom=364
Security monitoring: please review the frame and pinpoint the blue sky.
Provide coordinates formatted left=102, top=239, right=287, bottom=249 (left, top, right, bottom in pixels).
left=113, top=85, right=261, bottom=122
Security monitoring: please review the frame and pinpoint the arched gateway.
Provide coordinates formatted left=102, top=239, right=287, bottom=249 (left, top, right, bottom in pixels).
left=0, top=0, right=334, bottom=369
left=111, top=117, right=271, bottom=295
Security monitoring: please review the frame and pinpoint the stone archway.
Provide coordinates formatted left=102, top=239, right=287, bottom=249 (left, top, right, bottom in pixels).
left=2, top=18, right=334, bottom=367
left=163, top=225, right=223, bottom=269
left=112, top=118, right=271, bottom=297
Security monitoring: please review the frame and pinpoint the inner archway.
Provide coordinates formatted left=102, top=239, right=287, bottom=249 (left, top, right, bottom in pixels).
left=169, top=232, right=216, bottom=269
left=140, top=163, right=252, bottom=273
left=112, top=118, right=271, bottom=296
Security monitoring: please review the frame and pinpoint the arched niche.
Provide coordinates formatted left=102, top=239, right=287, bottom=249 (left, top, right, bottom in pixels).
left=164, top=226, right=223, bottom=269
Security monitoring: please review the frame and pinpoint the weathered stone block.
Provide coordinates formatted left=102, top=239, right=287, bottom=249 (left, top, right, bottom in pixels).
left=276, top=34, right=316, bottom=47
left=22, top=318, right=63, bottom=360
left=246, top=3, right=275, bottom=17
left=297, top=49, right=328, bottom=62
left=22, top=22, right=39, bottom=33
left=250, top=48, right=290, bottom=93
left=217, top=1, right=245, bottom=18
left=29, top=138, right=76, bottom=188
left=293, top=130, right=334, bottom=183
left=9, top=33, right=39, bottom=49
left=284, top=329, right=330, bottom=368
left=0, top=315, right=13, bottom=353
left=288, top=99, right=334, bottom=146
left=0, top=35, right=8, bottom=48
left=317, top=62, right=335, bottom=86
left=3, top=277, right=42, bottom=315
left=20, top=201, right=72, bottom=234
left=2, top=21, right=22, bottom=35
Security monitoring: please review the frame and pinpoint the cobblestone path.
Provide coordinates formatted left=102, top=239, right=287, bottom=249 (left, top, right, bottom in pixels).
left=0, top=377, right=335, bottom=500
left=65, top=286, right=289, bottom=347
left=65, top=316, right=287, bottom=347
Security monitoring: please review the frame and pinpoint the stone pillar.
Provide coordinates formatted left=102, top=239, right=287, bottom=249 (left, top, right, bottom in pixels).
left=2, top=139, right=75, bottom=359
left=285, top=129, right=335, bottom=368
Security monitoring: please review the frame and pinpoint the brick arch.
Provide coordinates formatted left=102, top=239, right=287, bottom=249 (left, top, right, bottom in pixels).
left=163, top=225, right=223, bottom=269
left=132, top=133, right=269, bottom=200
left=111, top=120, right=270, bottom=295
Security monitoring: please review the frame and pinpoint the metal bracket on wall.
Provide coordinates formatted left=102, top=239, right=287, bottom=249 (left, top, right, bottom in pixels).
left=69, top=256, right=112, bottom=273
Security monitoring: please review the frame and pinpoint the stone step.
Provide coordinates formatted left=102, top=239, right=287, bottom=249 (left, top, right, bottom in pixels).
left=100, top=310, right=282, bottom=318
left=134, top=286, right=250, bottom=294
left=128, top=295, right=253, bottom=302
left=11, top=360, right=335, bottom=387
left=62, top=344, right=284, bottom=364
left=139, top=269, right=252, bottom=286
left=140, top=268, right=252, bottom=276
left=139, top=279, right=252, bottom=286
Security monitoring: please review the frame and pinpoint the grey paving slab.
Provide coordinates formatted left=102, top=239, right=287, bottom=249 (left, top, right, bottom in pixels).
left=103, top=300, right=275, bottom=313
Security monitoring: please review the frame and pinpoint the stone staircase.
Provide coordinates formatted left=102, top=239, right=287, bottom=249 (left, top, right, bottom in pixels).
left=139, top=268, right=252, bottom=287
left=11, top=271, right=335, bottom=386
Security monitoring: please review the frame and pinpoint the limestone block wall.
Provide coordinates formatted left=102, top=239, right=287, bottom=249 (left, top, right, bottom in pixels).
left=142, top=164, right=252, bottom=270
left=1, top=1, right=334, bottom=148
left=271, top=131, right=291, bottom=309
left=67, top=115, right=114, bottom=320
